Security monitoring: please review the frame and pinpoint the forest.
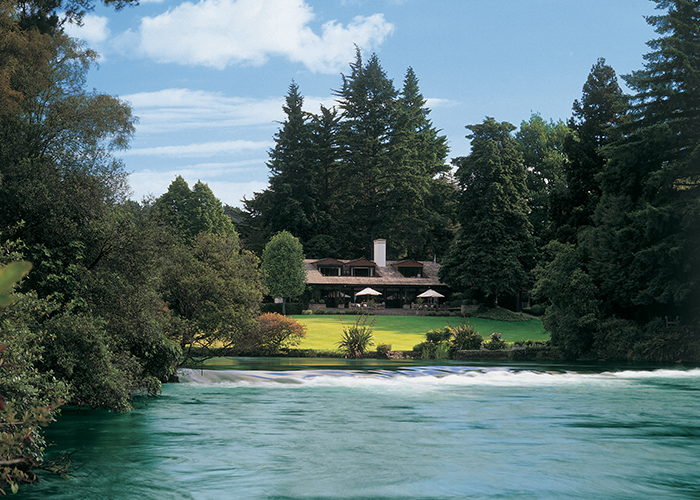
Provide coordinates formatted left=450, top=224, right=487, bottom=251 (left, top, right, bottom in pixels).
left=0, top=0, right=698, bottom=492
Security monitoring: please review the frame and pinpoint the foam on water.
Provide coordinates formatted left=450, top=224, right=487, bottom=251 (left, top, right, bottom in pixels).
left=178, top=366, right=700, bottom=390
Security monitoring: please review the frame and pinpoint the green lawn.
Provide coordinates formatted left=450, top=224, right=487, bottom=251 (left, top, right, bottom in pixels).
left=292, top=315, right=548, bottom=351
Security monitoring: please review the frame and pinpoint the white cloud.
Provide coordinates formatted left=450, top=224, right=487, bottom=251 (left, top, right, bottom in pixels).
left=122, top=139, right=272, bottom=157
left=425, top=97, right=460, bottom=109
left=64, top=14, right=111, bottom=47
left=123, top=88, right=335, bottom=134
left=135, top=0, right=394, bottom=72
left=129, top=166, right=268, bottom=207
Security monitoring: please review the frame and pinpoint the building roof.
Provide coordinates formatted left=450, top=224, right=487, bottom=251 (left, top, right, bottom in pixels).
left=305, top=259, right=444, bottom=287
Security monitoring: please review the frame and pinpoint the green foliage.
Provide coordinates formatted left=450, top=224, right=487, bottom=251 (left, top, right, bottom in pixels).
left=261, top=302, right=305, bottom=315
left=450, top=322, right=484, bottom=351
left=261, top=231, right=306, bottom=315
left=533, top=241, right=601, bottom=358
left=440, top=117, right=537, bottom=305
left=470, top=306, right=529, bottom=322
left=302, top=309, right=313, bottom=315
left=154, top=176, right=236, bottom=242
left=535, top=2, right=700, bottom=360
left=337, top=315, right=375, bottom=358
left=162, top=232, right=264, bottom=357
left=376, top=342, right=392, bottom=357
left=550, top=58, right=625, bottom=244
left=419, top=323, right=484, bottom=358
left=523, top=304, right=546, bottom=316
left=236, top=313, right=307, bottom=356
left=515, top=113, right=570, bottom=245
left=484, top=332, right=507, bottom=350
left=245, top=51, right=454, bottom=260
left=0, top=266, right=69, bottom=494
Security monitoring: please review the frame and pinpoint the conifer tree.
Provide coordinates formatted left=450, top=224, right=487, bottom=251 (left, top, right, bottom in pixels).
left=384, top=67, right=451, bottom=259
left=549, top=58, right=626, bottom=244
left=333, top=49, right=398, bottom=257
left=590, top=0, right=700, bottom=323
left=439, top=118, right=536, bottom=307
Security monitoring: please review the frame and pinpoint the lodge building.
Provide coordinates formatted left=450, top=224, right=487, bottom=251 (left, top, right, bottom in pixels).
left=305, top=239, right=449, bottom=309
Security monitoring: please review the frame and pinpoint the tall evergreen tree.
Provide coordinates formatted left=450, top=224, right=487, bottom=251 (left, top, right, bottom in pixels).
left=383, top=67, right=451, bottom=259
left=303, top=104, right=342, bottom=258
left=439, top=118, right=536, bottom=307
left=549, top=58, right=626, bottom=244
left=333, top=49, right=398, bottom=257
left=589, top=0, right=700, bottom=324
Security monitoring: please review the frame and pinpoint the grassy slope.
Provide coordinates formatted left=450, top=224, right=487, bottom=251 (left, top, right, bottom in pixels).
left=293, top=315, right=548, bottom=351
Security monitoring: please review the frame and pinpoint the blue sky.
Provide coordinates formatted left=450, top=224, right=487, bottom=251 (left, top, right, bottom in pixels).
left=66, top=0, right=659, bottom=208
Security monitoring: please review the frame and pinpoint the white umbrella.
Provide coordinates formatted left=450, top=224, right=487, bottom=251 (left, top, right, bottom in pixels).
left=356, top=287, right=382, bottom=296
left=417, top=289, right=444, bottom=298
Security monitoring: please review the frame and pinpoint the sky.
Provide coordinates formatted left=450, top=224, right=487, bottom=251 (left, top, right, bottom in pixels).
left=66, top=0, right=660, bottom=208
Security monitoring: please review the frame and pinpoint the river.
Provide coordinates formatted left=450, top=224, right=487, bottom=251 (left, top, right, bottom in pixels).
left=17, top=359, right=700, bottom=499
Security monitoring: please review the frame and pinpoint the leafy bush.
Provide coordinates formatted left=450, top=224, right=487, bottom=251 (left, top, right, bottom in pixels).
left=420, top=328, right=453, bottom=359
left=376, top=342, right=392, bottom=357
left=451, top=322, right=483, bottom=351
left=471, top=306, right=528, bottom=322
left=523, top=304, right=546, bottom=316
left=426, top=328, right=452, bottom=343
left=484, top=332, right=507, bottom=350
left=302, top=309, right=313, bottom=315
left=513, top=340, right=551, bottom=348
left=238, top=313, right=307, bottom=355
left=337, top=315, right=375, bottom=358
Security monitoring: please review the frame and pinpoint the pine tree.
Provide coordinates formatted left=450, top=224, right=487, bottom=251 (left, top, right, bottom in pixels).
left=383, top=67, right=451, bottom=259
left=439, top=118, right=536, bottom=307
left=549, top=58, right=626, bottom=244
left=589, top=0, right=700, bottom=323
left=333, top=49, right=398, bottom=257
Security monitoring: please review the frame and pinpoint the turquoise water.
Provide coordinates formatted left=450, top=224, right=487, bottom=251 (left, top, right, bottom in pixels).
left=18, top=361, right=700, bottom=499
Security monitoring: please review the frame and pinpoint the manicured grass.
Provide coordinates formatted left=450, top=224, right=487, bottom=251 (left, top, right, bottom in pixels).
left=292, top=315, right=548, bottom=351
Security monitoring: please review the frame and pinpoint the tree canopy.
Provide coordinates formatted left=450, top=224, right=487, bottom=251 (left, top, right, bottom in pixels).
left=243, top=50, right=454, bottom=261
left=260, top=231, right=306, bottom=315
left=439, top=118, right=536, bottom=307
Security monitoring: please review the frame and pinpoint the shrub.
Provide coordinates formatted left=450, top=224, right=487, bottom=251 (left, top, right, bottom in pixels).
left=376, top=342, right=392, bottom=358
left=239, top=313, right=307, bottom=355
left=471, top=306, right=528, bottom=322
left=451, top=322, right=483, bottom=351
left=302, top=309, right=313, bottom=315
left=523, top=304, right=546, bottom=316
left=337, top=315, right=375, bottom=358
left=484, top=332, right=507, bottom=350
left=426, top=328, right=452, bottom=343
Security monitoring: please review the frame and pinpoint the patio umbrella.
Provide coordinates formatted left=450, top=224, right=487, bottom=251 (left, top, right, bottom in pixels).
left=356, top=287, right=382, bottom=296
left=417, top=289, right=444, bottom=298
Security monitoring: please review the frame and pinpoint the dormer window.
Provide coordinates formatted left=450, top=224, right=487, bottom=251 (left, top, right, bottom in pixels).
left=319, top=266, right=340, bottom=276
left=351, top=267, right=373, bottom=277
left=392, top=260, right=425, bottom=278
left=399, top=267, right=422, bottom=278
left=346, top=258, right=378, bottom=277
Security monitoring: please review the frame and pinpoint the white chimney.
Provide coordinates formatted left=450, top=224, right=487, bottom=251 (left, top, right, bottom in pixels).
left=373, top=239, right=386, bottom=267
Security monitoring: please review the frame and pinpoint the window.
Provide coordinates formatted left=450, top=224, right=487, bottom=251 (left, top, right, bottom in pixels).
left=351, top=267, right=373, bottom=277
left=319, top=267, right=340, bottom=276
left=398, top=267, right=422, bottom=278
